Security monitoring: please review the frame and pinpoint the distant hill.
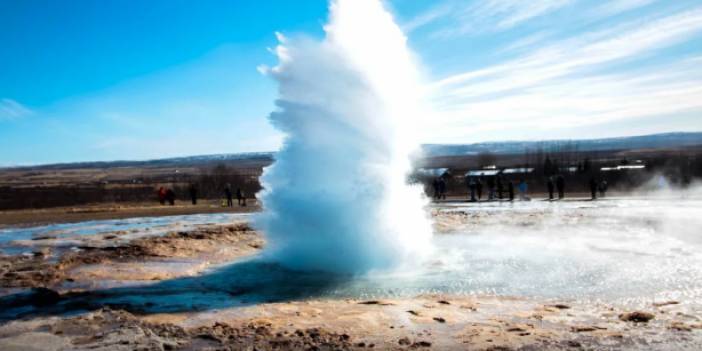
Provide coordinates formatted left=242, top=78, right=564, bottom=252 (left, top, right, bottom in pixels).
left=421, top=132, right=702, bottom=156
left=5, top=152, right=276, bottom=171
left=3, top=132, right=701, bottom=171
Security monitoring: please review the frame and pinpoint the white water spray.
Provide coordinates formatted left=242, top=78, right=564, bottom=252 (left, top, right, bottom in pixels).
left=256, top=0, right=433, bottom=274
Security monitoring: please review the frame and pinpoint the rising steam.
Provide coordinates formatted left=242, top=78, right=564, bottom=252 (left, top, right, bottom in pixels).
left=255, top=0, right=433, bottom=274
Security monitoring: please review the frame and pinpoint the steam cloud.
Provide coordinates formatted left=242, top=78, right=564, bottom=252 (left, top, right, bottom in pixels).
left=255, top=0, right=433, bottom=274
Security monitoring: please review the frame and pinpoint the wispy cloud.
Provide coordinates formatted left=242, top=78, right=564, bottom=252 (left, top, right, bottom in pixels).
left=0, top=98, right=32, bottom=121
left=423, top=6, right=702, bottom=142
left=418, top=0, right=574, bottom=38
left=588, top=0, right=656, bottom=19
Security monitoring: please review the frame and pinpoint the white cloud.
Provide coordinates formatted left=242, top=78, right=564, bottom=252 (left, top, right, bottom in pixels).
left=425, top=0, right=574, bottom=38
left=423, top=7, right=702, bottom=142
left=0, top=98, right=32, bottom=120
left=588, top=0, right=656, bottom=19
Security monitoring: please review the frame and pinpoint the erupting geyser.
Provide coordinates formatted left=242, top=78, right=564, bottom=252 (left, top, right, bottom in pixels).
left=255, top=0, right=433, bottom=274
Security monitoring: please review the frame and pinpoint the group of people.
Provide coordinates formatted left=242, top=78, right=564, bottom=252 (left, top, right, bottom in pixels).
left=224, top=183, right=247, bottom=207
left=433, top=174, right=610, bottom=202
left=156, top=184, right=248, bottom=207
left=465, top=175, right=521, bottom=202
left=157, top=187, right=177, bottom=206
left=432, top=177, right=447, bottom=200
left=545, top=175, right=567, bottom=200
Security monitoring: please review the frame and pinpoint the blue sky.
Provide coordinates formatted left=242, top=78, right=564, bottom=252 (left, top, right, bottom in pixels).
left=1, top=0, right=701, bottom=165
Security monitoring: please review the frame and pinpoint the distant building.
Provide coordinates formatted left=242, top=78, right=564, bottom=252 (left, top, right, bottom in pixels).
left=501, top=167, right=534, bottom=175
left=465, top=169, right=501, bottom=177
left=601, top=165, right=646, bottom=172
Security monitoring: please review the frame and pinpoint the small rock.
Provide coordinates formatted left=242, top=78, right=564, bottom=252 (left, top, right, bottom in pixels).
left=619, top=311, right=655, bottom=323
left=398, top=337, right=411, bottom=346
left=412, top=341, right=432, bottom=348
left=433, top=317, right=446, bottom=323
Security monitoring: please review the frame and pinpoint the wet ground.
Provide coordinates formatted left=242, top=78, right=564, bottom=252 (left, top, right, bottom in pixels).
left=1, top=195, right=701, bottom=349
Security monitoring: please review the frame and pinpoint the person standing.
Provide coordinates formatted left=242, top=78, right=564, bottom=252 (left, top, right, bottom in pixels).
left=438, top=177, right=447, bottom=200
left=468, top=177, right=477, bottom=202
left=599, top=180, right=608, bottom=198
left=518, top=179, right=529, bottom=201
left=487, top=176, right=496, bottom=200
left=547, top=176, right=555, bottom=200
left=507, top=180, right=515, bottom=201
left=496, top=176, right=504, bottom=200
left=589, top=177, right=598, bottom=200
left=157, top=187, right=166, bottom=205
left=556, top=175, right=565, bottom=199
left=189, top=183, right=198, bottom=205
left=432, top=178, right=440, bottom=200
left=165, top=188, right=176, bottom=206
left=236, top=188, right=244, bottom=206
left=476, top=177, right=483, bottom=201
left=225, top=184, right=234, bottom=207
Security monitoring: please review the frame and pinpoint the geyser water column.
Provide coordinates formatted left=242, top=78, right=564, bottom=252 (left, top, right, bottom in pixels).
left=255, top=0, right=433, bottom=274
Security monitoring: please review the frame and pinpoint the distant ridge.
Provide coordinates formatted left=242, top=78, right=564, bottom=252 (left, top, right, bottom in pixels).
left=3, top=132, right=701, bottom=170
left=421, top=132, right=702, bottom=157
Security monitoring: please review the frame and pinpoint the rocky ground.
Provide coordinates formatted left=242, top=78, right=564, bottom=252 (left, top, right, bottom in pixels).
left=1, top=295, right=701, bottom=350
left=1, top=223, right=262, bottom=290
left=2, top=203, right=702, bottom=349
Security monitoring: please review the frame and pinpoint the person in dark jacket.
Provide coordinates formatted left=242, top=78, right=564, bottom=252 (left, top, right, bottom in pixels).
left=189, top=183, right=198, bottom=205
left=556, top=175, right=565, bottom=199
left=225, top=184, right=234, bottom=207
left=432, top=178, right=440, bottom=200
left=236, top=188, right=245, bottom=206
left=589, top=177, right=598, bottom=200
left=487, top=176, right=496, bottom=200
left=508, top=180, right=515, bottom=201
left=165, top=188, right=176, bottom=206
left=467, top=177, right=477, bottom=202
left=476, top=177, right=483, bottom=201
left=496, top=176, right=504, bottom=200
left=547, top=176, right=555, bottom=200
left=438, top=177, right=447, bottom=200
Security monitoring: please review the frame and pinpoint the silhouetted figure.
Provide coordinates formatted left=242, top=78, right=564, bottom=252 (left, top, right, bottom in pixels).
left=507, top=181, right=515, bottom=201
left=432, top=178, right=440, bottom=200
left=236, top=188, right=244, bottom=206
left=556, top=175, right=565, bottom=199
left=589, top=177, right=598, bottom=200
left=496, top=176, right=504, bottom=200
left=225, top=184, right=234, bottom=207
left=165, top=188, right=176, bottom=206
left=438, top=178, right=447, bottom=200
left=547, top=176, right=555, bottom=200
left=468, top=177, right=477, bottom=202
left=599, top=180, right=608, bottom=198
left=189, top=184, right=198, bottom=205
left=157, top=187, right=166, bottom=205
left=518, top=179, right=529, bottom=201
left=476, top=177, right=483, bottom=201
left=487, top=176, right=496, bottom=200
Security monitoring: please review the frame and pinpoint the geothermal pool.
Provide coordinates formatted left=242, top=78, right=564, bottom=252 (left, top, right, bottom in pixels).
left=2, top=197, right=701, bottom=315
